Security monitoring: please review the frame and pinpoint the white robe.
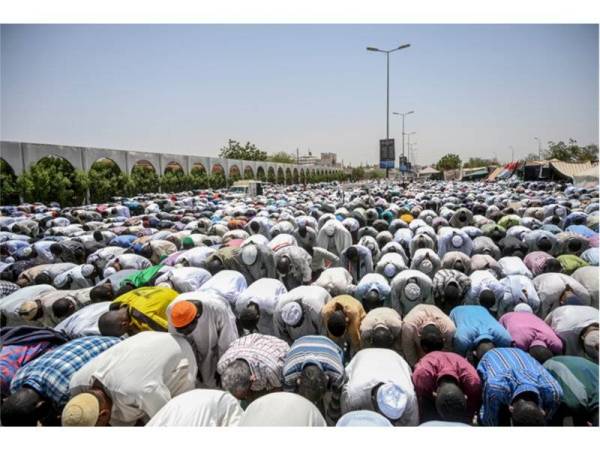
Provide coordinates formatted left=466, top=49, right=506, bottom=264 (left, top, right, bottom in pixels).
left=238, top=392, right=327, bottom=426
left=146, top=389, right=243, bottom=427
left=69, top=332, right=198, bottom=426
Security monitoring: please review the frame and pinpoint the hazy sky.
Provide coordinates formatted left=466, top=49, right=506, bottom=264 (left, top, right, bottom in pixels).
left=1, top=24, right=598, bottom=166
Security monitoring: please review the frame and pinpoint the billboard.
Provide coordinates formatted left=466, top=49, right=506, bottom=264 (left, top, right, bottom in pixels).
left=379, top=139, right=395, bottom=169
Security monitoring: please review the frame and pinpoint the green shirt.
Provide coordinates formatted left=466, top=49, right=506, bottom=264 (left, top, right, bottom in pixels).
left=544, top=356, right=599, bottom=414
left=120, top=264, right=165, bottom=288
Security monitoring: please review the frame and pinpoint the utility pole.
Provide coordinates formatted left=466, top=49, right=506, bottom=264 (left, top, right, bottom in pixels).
left=367, top=43, right=411, bottom=178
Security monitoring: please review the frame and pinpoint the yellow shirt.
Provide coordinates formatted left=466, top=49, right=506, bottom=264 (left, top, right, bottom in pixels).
left=112, top=286, right=179, bottom=332
left=322, top=295, right=366, bottom=354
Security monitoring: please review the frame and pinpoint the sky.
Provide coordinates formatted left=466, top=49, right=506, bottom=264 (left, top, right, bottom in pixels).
left=1, top=24, right=598, bottom=166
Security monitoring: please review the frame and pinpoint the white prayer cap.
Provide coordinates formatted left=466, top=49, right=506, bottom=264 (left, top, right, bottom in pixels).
left=281, top=301, right=302, bottom=326
left=376, top=383, right=408, bottom=421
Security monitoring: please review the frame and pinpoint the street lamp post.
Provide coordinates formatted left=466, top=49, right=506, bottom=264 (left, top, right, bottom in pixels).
left=393, top=110, right=415, bottom=161
left=534, top=137, right=542, bottom=160
left=367, top=44, right=410, bottom=178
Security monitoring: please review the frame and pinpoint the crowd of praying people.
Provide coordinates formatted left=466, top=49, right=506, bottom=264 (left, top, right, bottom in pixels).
left=0, top=178, right=598, bottom=427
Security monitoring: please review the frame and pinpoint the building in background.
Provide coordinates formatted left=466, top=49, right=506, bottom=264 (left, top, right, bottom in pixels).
left=298, top=151, right=339, bottom=167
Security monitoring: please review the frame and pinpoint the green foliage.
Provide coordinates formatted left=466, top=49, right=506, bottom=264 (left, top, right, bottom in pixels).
left=0, top=159, right=19, bottom=205
left=350, top=167, right=365, bottom=181
left=219, top=139, right=268, bottom=161
left=545, top=139, right=599, bottom=163
left=268, top=152, right=296, bottom=164
left=463, top=157, right=498, bottom=168
left=435, top=153, right=462, bottom=171
left=131, top=165, right=159, bottom=194
left=16, top=156, right=87, bottom=207
left=267, top=170, right=276, bottom=183
left=208, top=172, right=226, bottom=189
left=160, top=171, right=189, bottom=193
left=88, top=159, right=126, bottom=203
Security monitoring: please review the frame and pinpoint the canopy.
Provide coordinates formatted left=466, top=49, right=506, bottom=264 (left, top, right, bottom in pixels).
left=549, top=160, right=595, bottom=180
left=418, top=166, right=440, bottom=176
left=573, top=165, right=599, bottom=187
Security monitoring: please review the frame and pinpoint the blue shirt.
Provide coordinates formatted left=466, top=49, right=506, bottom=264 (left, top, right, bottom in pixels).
left=477, top=348, right=563, bottom=426
left=10, top=336, right=120, bottom=406
left=109, top=235, right=137, bottom=248
left=450, top=305, right=513, bottom=356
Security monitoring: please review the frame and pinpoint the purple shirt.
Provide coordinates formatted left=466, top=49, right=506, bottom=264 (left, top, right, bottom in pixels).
left=0, top=342, right=52, bottom=394
left=499, top=312, right=563, bottom=354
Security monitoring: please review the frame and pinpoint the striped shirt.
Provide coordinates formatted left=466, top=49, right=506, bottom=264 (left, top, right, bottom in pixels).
left=477, top=348, right=563, bottom=426
left=10, top=336, right=120, bottom=406
left=282, top=335, right=345, bottom=387
left=217, top=334, right=290, bottom=392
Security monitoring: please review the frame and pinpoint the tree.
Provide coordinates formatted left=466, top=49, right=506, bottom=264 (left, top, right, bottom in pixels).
left=435, top=153, right=462, bottom=171
left=463, top=157, right=498, bottom=168
left=17, top=156, right=87, bottom=207
left=347, top=167, right=362, bottom=181
left=131, top=165, right=159, bottom=194
left=267, top=152, right=296, bottom=164
left=88, top=159, right=125, bottom=203
left=545, top=139, right=599, bottom=163
left=0, top=159, right=19, bottom=205
left=218, top=139, right=268, bottom=161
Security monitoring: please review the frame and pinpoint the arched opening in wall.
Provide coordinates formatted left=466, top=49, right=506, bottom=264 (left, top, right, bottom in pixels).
left=300, top=169, right=306, bottom=184
left=190, top=162, right=208, bottom=190
left=162, top=161, right=187, bottom=194
left=164, top=161, right=185, bottom=175
left=0, top=158, right=19, bottom=205
left=285, top=168, right=292, bottom=185
left=293, top=168, right=299, bottom=184
left=191, top=162, right=206, bottom=175
left=243, top=166, right=254, bottom=180
left=267, top=167, right=276, bottom=183
left=276, top=167, right=285, bottom=184
left=88, top=158, right=123, bottom=204
left=209, top=164, right=226, bottom=190
left=229, top=165, right=241, bottom=179
left=257, top=166, right=266, bottom=181
left=24, top=155, right=86, bottom=207
left=211, top=163, right=225, bottom=175
left=131, top=160, right=159, bottom=195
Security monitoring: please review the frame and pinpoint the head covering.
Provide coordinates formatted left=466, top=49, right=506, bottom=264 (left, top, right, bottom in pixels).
left=281, top=301, right=303, bottom=326
left=376, top=382, right=408, bottom=420
left=383, top=263, right=397, bottom=278
left=171, top=301, right=198, bottom=328
left=62, top=393, right=100, bottom=426
left=400, top=214, right=413, bottom=224
left=404, top=282, right=421, bottom=301
left=514, top=303, right=533, bottom=313
left=451, top=235, right=464, bottom=247
left=18, top=301, right=39, bottom=320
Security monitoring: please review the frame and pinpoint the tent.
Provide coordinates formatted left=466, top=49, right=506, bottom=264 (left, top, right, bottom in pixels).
left=461, top=166, right=490, bottom=181
left=417, top=166, right=441, bottom=179
left=573, top=165, right=599, bottom=188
